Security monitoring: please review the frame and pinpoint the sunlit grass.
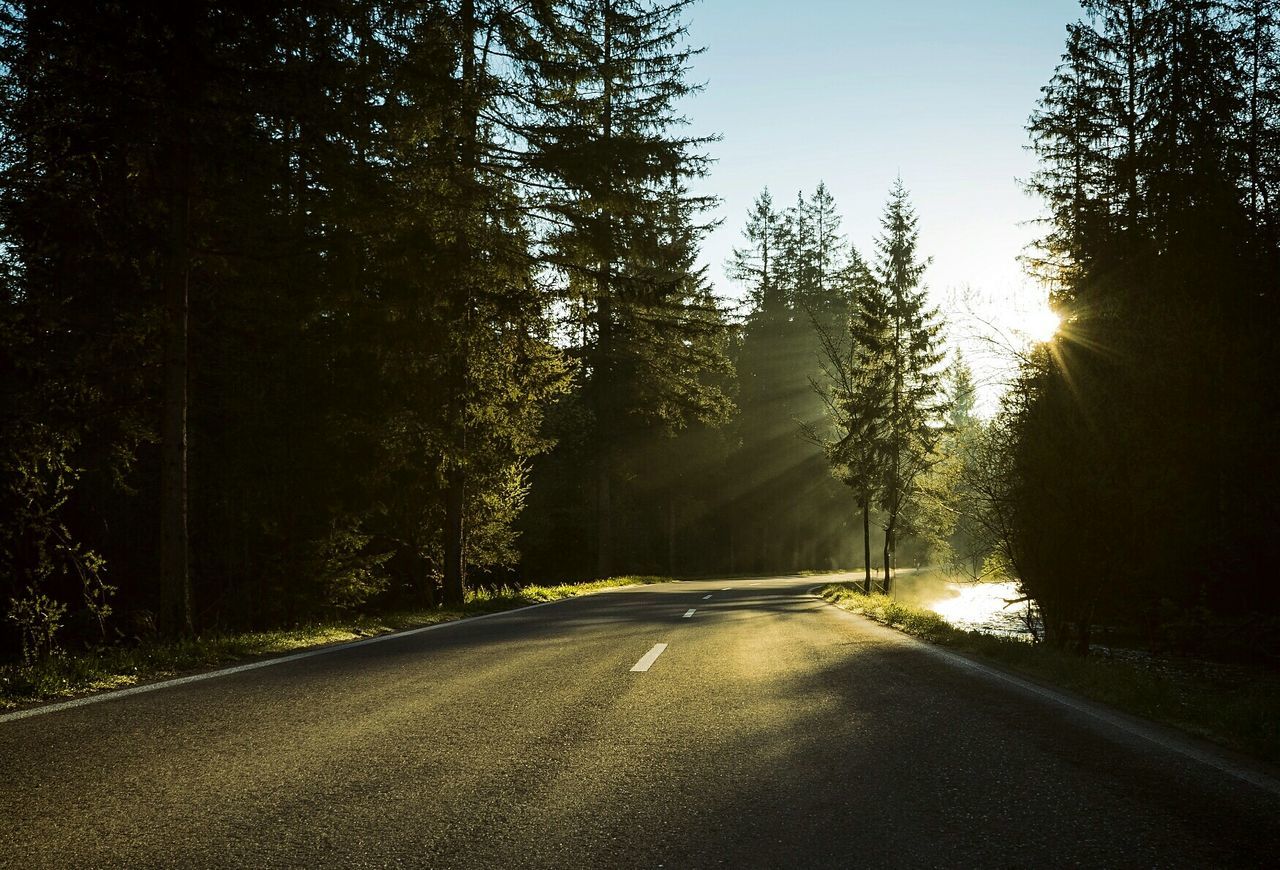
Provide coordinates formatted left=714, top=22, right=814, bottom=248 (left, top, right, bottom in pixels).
left=820, top=582, right=1280, bottom=766
left=0, top=575, right=669, bottom=711
left=822, top=586, right=956, bottom=642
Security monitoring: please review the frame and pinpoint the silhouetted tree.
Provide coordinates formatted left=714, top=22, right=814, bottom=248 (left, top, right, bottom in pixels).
left=725, top=183, right=863, bottom=574
left=1021, top=0, right=1280, bottom=653
left=807, top=250, right=888, bottom=593
left=728, top=188, right=786, bottom=312
left=526, top=0, right=731, bottom=577
left=872, top=180, right=946, bottom=592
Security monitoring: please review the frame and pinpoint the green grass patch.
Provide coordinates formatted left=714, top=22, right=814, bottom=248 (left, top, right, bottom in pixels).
left=820, top=582, right=1280, bottom=766
left=0, top=575, right=668, bottom=711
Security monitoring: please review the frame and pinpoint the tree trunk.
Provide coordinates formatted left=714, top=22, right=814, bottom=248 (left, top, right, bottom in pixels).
left=159, top=176, right=192, bottom=637
left=886, top=216, right=904, bottom=599
left=417, top=551, right=437, bottom=609
left=442, top=0, right=480, bottom=608
left=442, top=470, right=465, bottom=607
left=1074, top=618, right=1091, bottom=657
left=594, top=4, right=616, bottom=580
left=882, top=524, right=893, bottom=595
left=159, top=10, right=193, bottom=639
left=596, top=459, right=613, bottom=578
left=861, top=497, right=872, bottom=595
left=667, top=497, right=676, bottom=575
left=591, top=294, right=614, bottom=579
left=1072, top=599, right=1095, bottom=656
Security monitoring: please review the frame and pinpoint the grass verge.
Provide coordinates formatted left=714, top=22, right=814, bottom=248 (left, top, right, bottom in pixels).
left=0, top=575, right=669, bottom=712
left=819, top=582, right=1280, bottom=767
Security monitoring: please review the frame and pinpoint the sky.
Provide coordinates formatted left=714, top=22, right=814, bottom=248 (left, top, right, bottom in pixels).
left=680, top=0, right=1084, bottom=410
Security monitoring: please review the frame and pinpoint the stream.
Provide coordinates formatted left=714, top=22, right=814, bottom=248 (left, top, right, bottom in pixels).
left=923, top=579, right=1038, bottom=639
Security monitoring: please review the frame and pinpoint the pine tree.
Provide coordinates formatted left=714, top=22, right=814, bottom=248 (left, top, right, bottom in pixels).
left=528, top=0, right=730, bottom=576
left=1021, top=0, right=1280, bottom=650
left=0, top=1, right=574, bottom=646
left=1232, top=0, right=1280, bottom=239
left=773, top=190, right=808, bottom=311
left=796, top=182, right=850, bottom=319
left=0, top=2, right=151, bottom=652
left=727, top=183, right=863, bottom=573
left=808, top=247, right=889, bottom=593
left=945, top=352, right=978, bottom=431
left=904, top=351, right=983, bottom=576
left=873, top=179, right=946, bottom=592
left=728, top=188, right=785, bottom=313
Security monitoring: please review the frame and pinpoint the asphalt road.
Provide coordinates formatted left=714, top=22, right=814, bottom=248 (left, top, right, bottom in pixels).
left=2, top=576, right=1278, bottom=868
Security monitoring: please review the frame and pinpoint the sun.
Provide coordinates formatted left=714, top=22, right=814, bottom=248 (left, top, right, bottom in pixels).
left=1020, top=306, right=1060, bottom=343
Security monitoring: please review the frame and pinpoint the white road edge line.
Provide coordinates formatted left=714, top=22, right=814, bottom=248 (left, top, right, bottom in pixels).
left=683, top=609, right=696, bottom=618
left=808, top=586, right=1280, bottom=798
left=701, top=594, right=712, bottom=600
left=630, top=643, right=668, bottom=672
left=0, top=583, right=656, bottom=726
left=722, top=587, right=731, bottom=591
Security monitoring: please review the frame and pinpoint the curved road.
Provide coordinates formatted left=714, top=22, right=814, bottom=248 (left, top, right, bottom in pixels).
left=2, top=576, right=1278, bottom=867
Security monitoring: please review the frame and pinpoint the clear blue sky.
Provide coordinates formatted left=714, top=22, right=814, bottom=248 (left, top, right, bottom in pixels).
left=682, top=0, right=1084, bottom=403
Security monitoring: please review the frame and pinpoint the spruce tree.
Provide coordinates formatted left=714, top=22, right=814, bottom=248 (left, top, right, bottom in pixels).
left=0, top=1, right=574, bottom=644
left=796, top=182, right=850, bottom=319
left=808, top=247, right=889, bottom=593
left=528, top=0, right=730, bottom=576
left=728, top=188, right=785, bottom=312
left=873, top=179, right=946, bottom=592
left=729, top=183, right=861, bottom=573
left=945, top=352, right=978, bottom=431
left=1022, top=0, right=1280, bottom=649
left=773, top=190, right=808, bottom=310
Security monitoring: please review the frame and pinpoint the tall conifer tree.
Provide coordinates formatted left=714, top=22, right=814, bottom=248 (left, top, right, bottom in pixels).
left=728, top=188, right=785, bottom=312
left=872, top=180, right=945, bottom=591
left=808, top=247, right=888, bottom=592
left=529, top=0, right=730, bottom=576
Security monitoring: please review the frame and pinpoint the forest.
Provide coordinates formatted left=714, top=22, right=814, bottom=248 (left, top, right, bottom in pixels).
left=2, top=0, right=1279, bottom=672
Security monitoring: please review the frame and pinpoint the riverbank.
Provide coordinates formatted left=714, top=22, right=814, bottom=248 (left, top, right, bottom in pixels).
left=0, top=576, right=668, bottom=712
left=820, top=582, right=1280, bottom=766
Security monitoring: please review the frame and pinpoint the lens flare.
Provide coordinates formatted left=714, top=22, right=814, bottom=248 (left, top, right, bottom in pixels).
left=1023, top=307, right=1060, bottom=343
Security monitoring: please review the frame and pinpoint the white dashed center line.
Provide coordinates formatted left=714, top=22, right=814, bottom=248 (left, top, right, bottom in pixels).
left=630, top=643, right=668, bottom=672
left=722, top=587, right=731, bottom=591
left=683, top=609, right=696, bottom=618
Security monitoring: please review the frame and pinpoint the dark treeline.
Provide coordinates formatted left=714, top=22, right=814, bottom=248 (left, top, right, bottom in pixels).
left=1, top=0, right=898, bottom=665
left=0, top=0, right=734, bottom=658
left=990, top=0, right=1280, bottom=656
left=6, top=0, right=1279, bottom=669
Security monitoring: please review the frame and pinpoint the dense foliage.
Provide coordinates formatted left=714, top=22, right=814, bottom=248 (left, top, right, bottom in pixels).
left=0, top=0, right=723, bottom=656
left=1003, top=0, right=1280, bottom=655
left=5, top=0, right=1279, bottom=673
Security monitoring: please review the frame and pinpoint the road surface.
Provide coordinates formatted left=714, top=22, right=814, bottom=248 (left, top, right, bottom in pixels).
left=2, top=575, right=1278, bottom=867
